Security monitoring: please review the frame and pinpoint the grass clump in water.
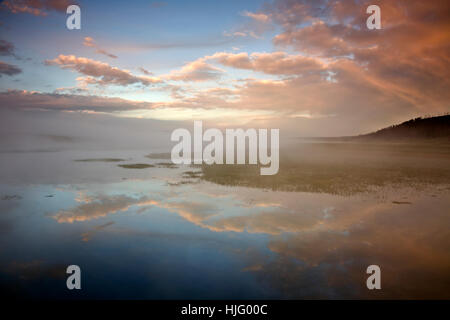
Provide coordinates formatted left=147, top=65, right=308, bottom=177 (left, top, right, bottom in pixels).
left=75, top=158, right=125, bottom=162
left=118, top=163, right=155, bottom=169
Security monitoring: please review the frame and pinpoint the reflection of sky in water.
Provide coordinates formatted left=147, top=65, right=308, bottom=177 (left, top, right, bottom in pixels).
left=0, top=151, right=449, bottom=299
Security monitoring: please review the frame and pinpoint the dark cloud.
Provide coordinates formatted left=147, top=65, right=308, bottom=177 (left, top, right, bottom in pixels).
left=0, top=40, right=15, bottom=56
left=1, top=0, right=75, bottom=16
left=0, top=61, right=21, bottom=76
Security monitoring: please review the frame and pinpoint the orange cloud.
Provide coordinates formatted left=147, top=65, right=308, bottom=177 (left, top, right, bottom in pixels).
left=3, top=0, right=448, bottom=136
left=209, top=51, right=326, bottom=75
left=164, top=58, right=224, bottom=82
left=269, top=0, right=450, bottom=113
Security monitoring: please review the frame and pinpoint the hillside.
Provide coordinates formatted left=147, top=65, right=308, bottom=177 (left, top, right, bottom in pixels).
left=357, top=115, right=450, bottom=141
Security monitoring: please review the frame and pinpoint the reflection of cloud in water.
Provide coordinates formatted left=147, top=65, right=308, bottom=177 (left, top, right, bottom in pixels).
left=50, top=184, right=382, bottom=235
left=81, top=221, right=115, bottom=242
left=170, top=184, right=450, bottom=298
left=211, top=210, right=321, bottom=234
left=264, top=197, right=450, bottom=299
left=53, top=195, right=159, bottom=223
left=165, top=201, right=217, bottom=224
left=4, top=260, right=66, bottom=281
left=47, top=179, right=450, bottom=298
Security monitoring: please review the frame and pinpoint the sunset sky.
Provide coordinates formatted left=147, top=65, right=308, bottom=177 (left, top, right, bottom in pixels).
left=0, top=0, right=449, bottom=139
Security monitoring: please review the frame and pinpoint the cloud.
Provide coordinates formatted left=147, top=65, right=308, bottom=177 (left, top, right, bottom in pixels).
left=45, top=55, right=162, bottom=87
left=83, top=37, right=118, bottom=59
left=164, top=58, right=224, bottom=82
left=211, top=0, right=450, bottom=132
left=269, top=0, right=450, bottom=100
left=91, top=49, right=117, bottom=60
left=82, top=37, right=95, bottom=48
left=241, top=11, right=271, bottom=23
left=2, top=0, right=449, bottom=136
left=0, top=61, right=22, bottom=76
left=223, top=10, right=273, bottom=40
left=139, top=67, right=153, bottom=76
left=0, top=89, right=157, bottom=112
left=273, top=21, right=357, bottom=57
left=0, top=40, right=15, bottom=56
left=223, top=30, right=261, bottom=39
left=1, top=0, right=74, bottom=16
left=208, top=51, right=326, bottom=75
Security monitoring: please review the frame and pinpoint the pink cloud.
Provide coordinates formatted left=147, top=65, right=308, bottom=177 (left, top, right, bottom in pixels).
left=209, top=51, right=326, bottom=75
left=242, top=10, right=271, bottom=23
left=164, top=59, right=224, bottom=82
left=83, top=37, right=118, bottom=59
left=45, top=55, right=161, bottom=87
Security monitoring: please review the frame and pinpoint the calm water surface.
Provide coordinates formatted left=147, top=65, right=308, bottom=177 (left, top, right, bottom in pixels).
left=0, top=150, right=449, bottom=299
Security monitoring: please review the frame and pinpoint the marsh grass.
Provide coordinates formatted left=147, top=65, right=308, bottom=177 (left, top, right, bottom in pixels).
left=1, top=195, right=22, bottom=200
left=118, top=163, right=155, bottom=169
left=145, top=153, right=171, bottom=159
left=392, top=201, right=412, bottom=204
left=75, top=158, right=126, bottom=162
left=168, top=180, right=199, bottom=186
left=156, top=162, right=178, bottom=168
left=200, top=142, right=450, bottom=196
left=183, top=170, right=203, bottom=179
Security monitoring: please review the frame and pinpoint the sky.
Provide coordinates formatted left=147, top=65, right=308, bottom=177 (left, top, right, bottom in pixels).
left=0, top=0, right=449, bottom=141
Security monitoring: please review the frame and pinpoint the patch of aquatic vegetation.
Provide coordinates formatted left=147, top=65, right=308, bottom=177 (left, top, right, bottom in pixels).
left=156, top=162, right=178, bottom=168
left=183, top=170, right=203, bottom=179
left=200, top=142, right=450, bottom=196
left=202, top=163, right=450, bottom=195
left=167, top=180, right=199, bottom=186
left=118, top=163, right=155, bottom=169
left=392, top=201, right=412, bottom=205
left=1, top=195, right=22, bottom=201
left=145, top=153, right=171, bottom=159
left=75, top=158, right=126, bottom=162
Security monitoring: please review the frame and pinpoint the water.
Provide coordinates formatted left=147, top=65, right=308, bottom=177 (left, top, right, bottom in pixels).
left=0, top=150, right=449, bottom=299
